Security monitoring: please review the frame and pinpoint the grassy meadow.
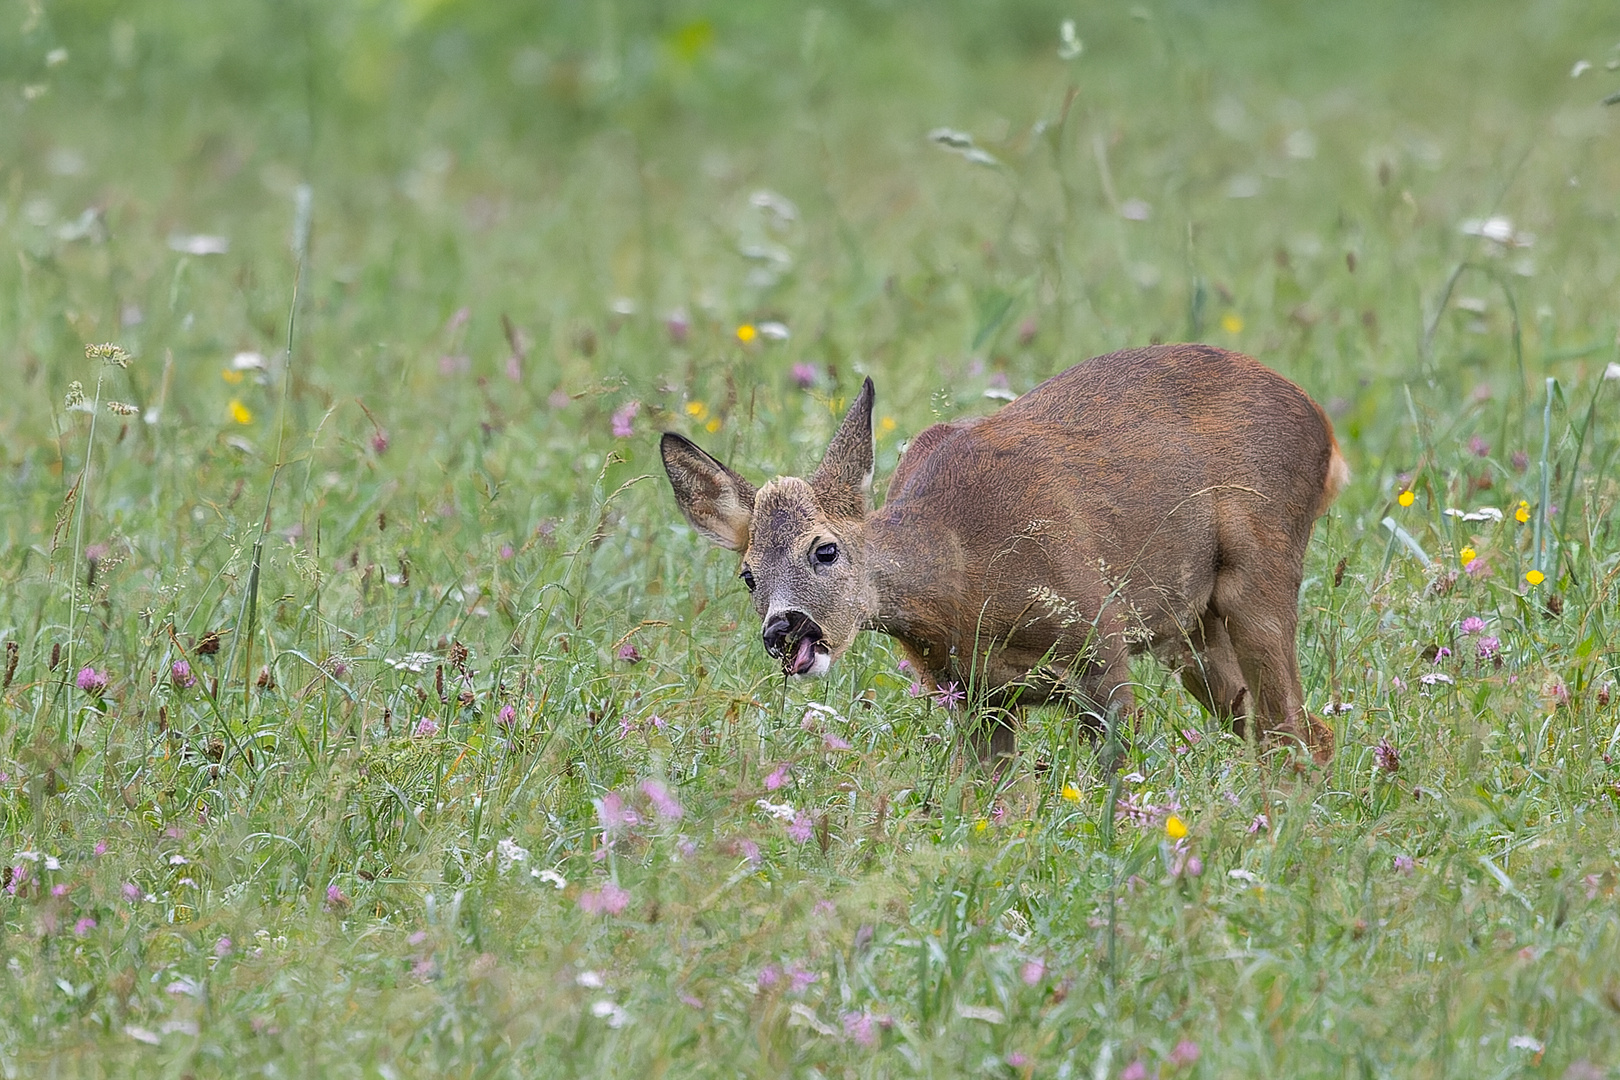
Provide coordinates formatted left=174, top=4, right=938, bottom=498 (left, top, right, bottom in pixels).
left=3, top=0, right=1620, bottom=1074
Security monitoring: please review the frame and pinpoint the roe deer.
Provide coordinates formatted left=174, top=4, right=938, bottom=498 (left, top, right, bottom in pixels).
left=661, top=344, right=1348, bottom=763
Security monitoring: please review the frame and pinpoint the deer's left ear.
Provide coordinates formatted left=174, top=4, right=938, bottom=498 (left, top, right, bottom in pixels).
left=811, top=377, right=874, bottom=519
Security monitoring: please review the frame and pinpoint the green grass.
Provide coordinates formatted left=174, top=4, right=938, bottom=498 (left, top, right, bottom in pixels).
left=3, top=0, right=1620, bottom=1075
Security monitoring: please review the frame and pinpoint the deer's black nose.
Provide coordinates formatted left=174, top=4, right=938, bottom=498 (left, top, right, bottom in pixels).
left=762, top=610, right=820, bottom=658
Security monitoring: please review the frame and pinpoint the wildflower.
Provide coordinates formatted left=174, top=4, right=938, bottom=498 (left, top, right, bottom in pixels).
left=1060, top=783, right=1082, bottom=802
left=610, top=401, right=640, bottom=438
left=615, top=640, right=641, bottom=663
left=1393, top=854, right=1415, bottom=875
left=51, top=883, right=68, bottom=897
left=1397, top=490, right=1415, bottom=507
left=1167, top=1039, right=1201, bottom=1066
left=93, top=841, right=107, bottom=857
left=790, top=363, right=817, bottom=389
left=537, top=868, right=567, bottom=889
left=1515, top=500, right=1531, bottom=523
left=1508, top=1035, right=1544, bottom=1053
left=1468, top=435, right=1490, bottom=456
left=841, top=1010, right=877, bottom=1047
left=1459, top=616, right=1486, bottom=635
left=496, top=838, right=529, bottom=874
left=371, top=429, right=390, bottom=454
left=76, top=666, right=107, bottom=695
left=1464, top=557, right=1491, bottom=577
left=1221, top=312, right=1244, bottom=334
left=595, top=792, right=641, bottom=837
left=497, top=704, right=517, bottom=728
left=764, top=763, right=790, bottom=791
left=1248, top=813, right=1269, bottom=834
left=578, top=882, right=630, bottom=916
left=1020, top=958, right=1044, bottom=986
left=1432, top=646, right=1452, bottom=661
left=73, top=917, right=96, bottom=936
left=122, top=883, right=139, bottom=902
left=822, top=731, right=851, bottom=751
left=735, top=838, right=761, bottom=866
left=1459, top=546, right=1477, bottom=566
left=1121, top=1063, right=1149, bottom=1080
left=641, top=780, right=684, bottom=821
left=736, top=324, right=757, bottom=344
left=906, top=681, right=925, bottom=697
left=412, top=717, right=438, bottom=738
left=1525, top=569, right=1545, bottom=586
left=1006, top=1052, right=1029, bottom=1068
left=214, top=936, right=232, bottom=957
left=85, top=342, right=131, bottom=367
left=1419, top=672, right=1453, bottom=686
left=685, top=400, right=708, bottom=420
left=324, top=884, right=349, bottom=911
left=931, top=682, right=965, bottom=709
left=1373, top=737, right=1399, bottom=775
left=786, top=812, right=813, bottom=844
left=665, top=310, right=689, bottom=344
left=758, top=321, right=789, bottom=341
left=590, top=1000, right=631, bottom=1027
left=228, top=399, right=253, bottom=424
left=757, top=964, right=781, bottom=989
left=787, top=965, right=818, bottom=992
left=1547, top=678, right=1570, bottom=709
left=171, top=660, right=196, bottom=689
left=1165, top=814, right=1188, bottom=840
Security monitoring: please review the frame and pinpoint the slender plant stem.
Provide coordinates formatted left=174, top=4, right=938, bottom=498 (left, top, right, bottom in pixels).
left=62, top=368, right=106, bottom=740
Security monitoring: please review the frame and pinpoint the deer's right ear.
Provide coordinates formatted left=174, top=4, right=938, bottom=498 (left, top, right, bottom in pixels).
left=660, top=433, right=757, bottom=551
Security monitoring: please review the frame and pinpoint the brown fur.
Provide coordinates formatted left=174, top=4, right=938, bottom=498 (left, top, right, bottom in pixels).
left=662, top=345, right=1346, bottom=764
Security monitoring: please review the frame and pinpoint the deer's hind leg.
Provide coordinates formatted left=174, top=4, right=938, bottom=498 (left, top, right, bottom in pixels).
left=1178, top=613, right=1251, bottom=730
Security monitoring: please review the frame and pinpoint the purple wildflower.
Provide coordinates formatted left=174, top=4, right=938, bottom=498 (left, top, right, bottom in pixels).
left=786, top=812, right=813, bottom=844
left=497, top=704, right=517, bottom=728
left=214, top=936, right=232, bottom=957
left=616, top=640, right=641, bottom=663
left=822, top=731, right=852, bottom=751
left=1248, top=813, right=1269, bottom=834
left=757, top=964, right=781, bottom=989
left=171, top=660, right=196, bottom=689
left=1394, top=854, right=1415, bottom=875
left=595, top=792, right=641, bottom=837
left=842, top=1010, right=877, bottom=1048
left=1464, top=557, right=1492, bottom=578
left=787, top=965, right=818, bottom=992
left=1468, top=435, right=1490, bottom=457
left=790, top=363, right=817, bottom=389
left=578, top=882, right=630, bottom=916
left=51, top=883, right=67, bottom=898
left=1476, top=635, right=1501, bottom=661
left=1020, top=958, right=1045, bottom=986
left=1006, top=1052, right=1029, bottom=1068
left=1122, top=1063, right=1149, bottom=1080
left=1512, top=450, right=1529, bottom=472
left=73, top=917, right=96, bottom=936
left=764, top=763, right=790, bottom=791
left=76, top=667, right=107, bottom=695
left=641, top=780, right=685, bottom=821
left=1459, top=616, right=1486, bottom=635
left=1373, top=737, right=1399, bottom=775
left=121, top=882, right=139, bottom=902
left=610, top=401, right=640, bottom=438
left=412, top=717, right=438, bottom=738
left=665, top=310, right=690, bottom=344
left=931, top=682, right=965, bottom=709
left=325, top=884, right=349, bottom=911
left=1168, top=1039, right=1201, bottom=1066
left=736, top=838, right=761, bottom=866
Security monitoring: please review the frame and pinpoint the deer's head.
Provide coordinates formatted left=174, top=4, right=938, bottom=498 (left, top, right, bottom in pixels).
left=661, top=379, right=877, bottom=678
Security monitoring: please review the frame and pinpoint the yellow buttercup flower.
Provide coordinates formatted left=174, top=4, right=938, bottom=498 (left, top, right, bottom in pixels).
left=1515, top=500, right=1530, bottom=524
left=974, top=819, right=988, bottom=833
left=1061, top=783, right=1082, bottom=802
left=1397, top=490, right=1415, bottom=508
left=228, top=399, right=253, bottom=425
left=685, top=400, right=708, bottom=420
left=1165, top=814, right=1188, bottom=839
left=705, top=417, right=722, bottom=433
left=1525, top=569, right=1545, bottom=586
left=1220, top=312, right=1244, bottom=334
left=880, top=416, right=897, bottom=433
left=1459, top=547, right=1476, bottom=565
left=735, top=324, right=757, bottom=343
left=221, top=368, right=244, bottom=385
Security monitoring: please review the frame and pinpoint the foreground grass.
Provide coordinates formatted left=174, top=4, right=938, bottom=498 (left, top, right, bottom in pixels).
left=2, top=0, right=1619, bottom=1075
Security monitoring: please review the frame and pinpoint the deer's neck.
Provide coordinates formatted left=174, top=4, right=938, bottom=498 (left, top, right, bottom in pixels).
left=860, top=509, right=965, bottom=663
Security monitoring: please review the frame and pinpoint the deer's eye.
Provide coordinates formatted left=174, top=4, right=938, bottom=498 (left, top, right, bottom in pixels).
left=813, top=542, right=839, bottom=566
left=739, top=567, right=756, bottom=591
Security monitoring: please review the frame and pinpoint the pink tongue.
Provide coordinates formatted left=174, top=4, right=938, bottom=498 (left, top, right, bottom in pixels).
left=790, top=636, right=817, bottom=675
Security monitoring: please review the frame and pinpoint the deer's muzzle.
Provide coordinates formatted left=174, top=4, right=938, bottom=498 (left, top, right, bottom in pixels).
left=762, top=610, right=828, bottom=677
